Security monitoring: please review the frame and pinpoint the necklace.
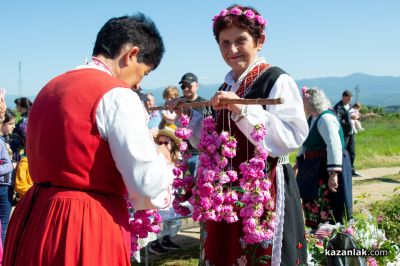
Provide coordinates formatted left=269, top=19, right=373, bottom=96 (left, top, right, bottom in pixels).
left=91, top=57, right=114, bottom=76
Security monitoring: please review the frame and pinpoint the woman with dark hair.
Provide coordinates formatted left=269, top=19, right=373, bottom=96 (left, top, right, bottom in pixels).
left=11, top=97, right=32, bottom=162
left=169, top=4, right=308, bottom=265
left=0, top=109, right=16, bottom=244
left=3, top=14, right=172, bottom=266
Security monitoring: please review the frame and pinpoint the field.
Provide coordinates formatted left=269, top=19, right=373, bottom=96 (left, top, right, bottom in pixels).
left=354, top=115, right=400, bottom=169
left=290, top=115, right=400, bottom=169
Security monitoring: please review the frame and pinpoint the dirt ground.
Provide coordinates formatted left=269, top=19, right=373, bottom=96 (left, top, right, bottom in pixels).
left=352, top=167, right=400, bottom=206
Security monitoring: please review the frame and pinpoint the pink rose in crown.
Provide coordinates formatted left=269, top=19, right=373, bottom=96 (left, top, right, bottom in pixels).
left=230, top=7, right=242, bottom=15
left=243, top=10, right=255, bottom=19
left=255, top=15, right=266, bottom=26
left=219, top=9, right=229, bottom=17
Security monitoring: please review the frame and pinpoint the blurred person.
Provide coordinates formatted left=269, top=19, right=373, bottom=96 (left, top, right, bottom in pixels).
left=160, top=86, right=179, bottom=130
left=14, top=119, right=32, bottom=199
left=144, top=92, right=162, bottom=137
left=149, top=127, right=182, bottom=254
left=178, top=72, right=208, bottom=176
left=296, top=87, right=353, bottom=229
left=3, top=14, right=174, bottom=266
left=334, top=90, right=362, bottom=177
left=10, top=97, right=32, bottom=162
left=0, top=109, right=16, bottom=244
left=349, top=102, right=365, bottom=133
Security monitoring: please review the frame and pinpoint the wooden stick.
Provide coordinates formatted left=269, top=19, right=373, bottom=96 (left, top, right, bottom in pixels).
left=147, top=97, right=284, bottom=111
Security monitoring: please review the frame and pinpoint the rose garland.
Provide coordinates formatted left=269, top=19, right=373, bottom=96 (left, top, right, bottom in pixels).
left=172, top=114, right=195, bottom=216
left=129, top=207, right=162, bottom=256
left=189, top=116, right=239, bottom=223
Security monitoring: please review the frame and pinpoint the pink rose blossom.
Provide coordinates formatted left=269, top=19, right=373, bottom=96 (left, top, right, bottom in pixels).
left=179, top=114, right=190, bottom=127
left=219, top=9, right=229, bottom=17
left=243, top=10, right=255, bottom=19
left=178, top=141, right=188, bottom=151
left=230, top=7, right=242, bottom=15
left=255, top=15, right=266, bottom=26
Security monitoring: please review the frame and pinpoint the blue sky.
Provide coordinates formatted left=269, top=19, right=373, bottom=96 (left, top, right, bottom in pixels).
left=1, top=0, right=399, bottom=97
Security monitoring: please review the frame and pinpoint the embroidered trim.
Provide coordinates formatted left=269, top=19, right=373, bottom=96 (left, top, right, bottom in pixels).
left=271, top=165, right=285, bottom=266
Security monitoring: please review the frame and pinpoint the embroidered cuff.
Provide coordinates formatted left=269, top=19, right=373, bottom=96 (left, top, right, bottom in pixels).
left=231, top=105, right=247, bottom=123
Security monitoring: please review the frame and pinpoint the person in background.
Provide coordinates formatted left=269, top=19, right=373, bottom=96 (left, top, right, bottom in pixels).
left=334, top=90, right=362, bottom=177
left=349, top=102, right=365, bottom=133
left=3, top=14, right=173, bottom=266
left=0, top=109, right=16, bottom=244
left=149, top=127, right=182, bottom=254
left=11, top=97, right=32, bottom=162
left=297, top=87, right=353, bottom=228
left=144, top=92, right=162, bottom=137
left=170, top=5, right=309, bottom=265
left=178, top=72, right=208, bottom=176
left=15, top=119, right=32, bottom=198
left=160, top=86, right=179, bottom=130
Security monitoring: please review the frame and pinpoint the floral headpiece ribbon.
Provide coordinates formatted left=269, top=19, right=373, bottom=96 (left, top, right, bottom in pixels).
left=212, top=7, right=267, bottom=28
left=302, top=86, right=311, bottom=98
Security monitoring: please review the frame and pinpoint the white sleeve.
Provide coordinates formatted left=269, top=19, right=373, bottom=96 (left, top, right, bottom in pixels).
left=234, top=74, right=309, bottom=157
left=317, top=114, right=343, bottom=171
left=96, top=88, right=173, bottom=210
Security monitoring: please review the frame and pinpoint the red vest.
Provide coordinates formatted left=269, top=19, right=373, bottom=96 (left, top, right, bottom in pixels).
left=27, top=69, right=129, bottom=196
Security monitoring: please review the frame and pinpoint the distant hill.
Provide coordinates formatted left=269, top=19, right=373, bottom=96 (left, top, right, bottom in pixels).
left=145, top=73, right=400, bottom=107
left=6, top=73, right=400, bottom=108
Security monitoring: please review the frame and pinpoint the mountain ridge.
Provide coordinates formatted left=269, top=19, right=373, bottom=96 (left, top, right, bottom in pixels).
left=5, top=73, right=400, bottom=108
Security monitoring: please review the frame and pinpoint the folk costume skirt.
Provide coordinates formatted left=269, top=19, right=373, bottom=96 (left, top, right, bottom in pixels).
left=202, top=163, right=307, bottom=266
left=3, top=185, right=131, bottom=266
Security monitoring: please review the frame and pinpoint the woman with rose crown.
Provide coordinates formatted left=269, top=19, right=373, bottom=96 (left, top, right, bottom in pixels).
left=171, top=5, right=309, bottom=265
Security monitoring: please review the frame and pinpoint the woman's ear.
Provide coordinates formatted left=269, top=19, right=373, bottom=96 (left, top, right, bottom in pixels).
left=123, top=46, right=140, bottom=66
left=256, top=33, right=266, bottom=51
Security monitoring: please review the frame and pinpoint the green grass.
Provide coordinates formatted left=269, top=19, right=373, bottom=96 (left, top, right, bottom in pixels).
left=355, top=116, right=400, bottom=169
left=290, top=115, right=400, bottom=169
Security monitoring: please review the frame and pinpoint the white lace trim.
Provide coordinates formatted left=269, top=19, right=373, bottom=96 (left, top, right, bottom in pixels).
left=271, top=165, right=285, bottom=266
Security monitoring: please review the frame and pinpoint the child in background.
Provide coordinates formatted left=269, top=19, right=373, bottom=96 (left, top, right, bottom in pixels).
left=149, top=127, right=182, bottom=254
left=15, top=119, right=32, bottom=198
left=349, top=102, right=365, bottom=133
left=161, top=86, right=179, bottom=130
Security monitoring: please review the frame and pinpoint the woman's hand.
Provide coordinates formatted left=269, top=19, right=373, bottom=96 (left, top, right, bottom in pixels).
left=328, top=172, right=339, bottom=192
left=158, top=144, right=172, bottom=163
left=0, top=88, right=7, bottom=122
left=165, top=97, right=188, bottom=117
left=210, top=90, right=242, bottom=114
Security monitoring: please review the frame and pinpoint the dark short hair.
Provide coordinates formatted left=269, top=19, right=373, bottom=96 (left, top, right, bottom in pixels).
left=92, top=13, right=165, bottom=70
left=342, top=90, right=353, bottom=97
left=14, top=97, right=33, bottom=109
left=213, top=5, right=265, bottom=44
left=3, top=108, right=16, bottom=124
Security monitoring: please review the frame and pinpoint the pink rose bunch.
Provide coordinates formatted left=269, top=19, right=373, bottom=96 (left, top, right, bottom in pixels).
left=212, top=7, right=267, bottom=29
left=172, top=114, right=195, bottom=216
left=129, top=209, right=162, bottom=255
left=238, top=140, right=276, bottom=244
left=250, top=123, right=267, bottom=142
left=367, top=257, right=378, bottom=266
left=189, top=116, right=239, bottom=223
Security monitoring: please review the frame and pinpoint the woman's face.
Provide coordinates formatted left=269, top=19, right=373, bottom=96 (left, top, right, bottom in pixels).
left=157, top=135, right=172, bottom=151
left=218, top=26, right=264, bottom=78
left=2, top=118, right=16, bottom=135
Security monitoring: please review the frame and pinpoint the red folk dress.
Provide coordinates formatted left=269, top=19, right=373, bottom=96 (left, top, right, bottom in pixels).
left=3, top=69, right=131, bottom=266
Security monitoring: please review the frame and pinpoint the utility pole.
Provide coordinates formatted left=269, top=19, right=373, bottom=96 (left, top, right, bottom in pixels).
left=18, top=61, right=22, bottom=96
left=354, top=83, right=360, bottom=103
